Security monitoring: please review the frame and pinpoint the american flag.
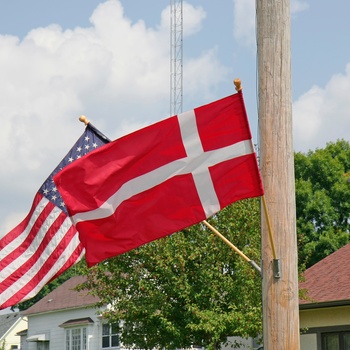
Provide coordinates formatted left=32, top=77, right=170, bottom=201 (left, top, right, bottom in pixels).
left=0, top=123, right=110, bottom=309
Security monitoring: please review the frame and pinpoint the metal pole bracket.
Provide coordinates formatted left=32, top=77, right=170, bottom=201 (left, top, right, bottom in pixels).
left=273, top=258, right=281, bottom=279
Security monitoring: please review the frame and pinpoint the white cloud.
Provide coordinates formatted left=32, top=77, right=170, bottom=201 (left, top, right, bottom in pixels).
left=291, top=0, right=310, bottom=15
left=182, top=2, right=207, bottom=37
left=184, top=48, right=230, bottom=103
left=233, top=0, right=256, bottom=48
left=0, top=0, right=229, bottom=231
left=1, top=211, right=27, bottom=234
left=160, top=1, right=206, bottom=37
left=293, top=63, right=350, bottom=152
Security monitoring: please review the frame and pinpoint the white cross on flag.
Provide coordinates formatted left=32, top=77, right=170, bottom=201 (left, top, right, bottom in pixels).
left=54, top=91, right=264, bottom=266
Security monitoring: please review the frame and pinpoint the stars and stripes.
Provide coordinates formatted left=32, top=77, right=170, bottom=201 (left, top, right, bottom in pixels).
left=0, top=123, right=110, bottom=309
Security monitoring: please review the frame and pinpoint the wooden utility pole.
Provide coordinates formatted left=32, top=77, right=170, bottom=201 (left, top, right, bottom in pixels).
left=256, top=0, right=300, bottom=349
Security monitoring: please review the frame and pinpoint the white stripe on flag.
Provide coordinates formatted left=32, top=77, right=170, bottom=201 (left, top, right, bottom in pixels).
left=71, top=113, right=255, bottom=224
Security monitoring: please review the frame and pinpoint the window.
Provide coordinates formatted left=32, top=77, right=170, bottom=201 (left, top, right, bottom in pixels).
left=65, top=327, right=87, bottom=350
left=37, top=342, right=49, bottom=350
left=322, top=332, right=350, bottom=350
left=102, top=324, right=119, bottom=348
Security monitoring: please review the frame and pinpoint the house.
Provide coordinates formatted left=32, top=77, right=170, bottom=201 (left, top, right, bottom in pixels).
left=21, top=274, right=263, bottom=350
left=299, top=243, right=350, bottom=350
left=0, top=312, right=27, bottom=349
left=21, top=275, right=118, bottom=350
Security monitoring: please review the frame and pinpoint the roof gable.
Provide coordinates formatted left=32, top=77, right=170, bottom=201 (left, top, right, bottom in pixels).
left=300, top=243, right=350, bottom=305
left=0, top=312, right=21, bottom=339
left=22, top=276, right=100, bottom=315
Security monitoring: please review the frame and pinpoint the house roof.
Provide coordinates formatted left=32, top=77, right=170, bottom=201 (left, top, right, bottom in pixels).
left=22, top=276, right=100, bottom=316
left=299, top=243, right=350, bottom=306
left=0, top=312, right=21, bottom=339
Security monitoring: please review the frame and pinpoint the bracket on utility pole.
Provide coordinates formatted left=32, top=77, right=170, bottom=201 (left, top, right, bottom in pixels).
left=273, top=259, right=281, bottom=279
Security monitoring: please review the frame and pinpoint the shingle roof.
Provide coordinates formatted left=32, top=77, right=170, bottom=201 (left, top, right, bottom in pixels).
left=0, top=312, right=21, bottom=339
left=22, top=276, right=100, bottom=316
left=59, top=317, right=94, bottom=328
left=299, top=243, right=350, bottom=305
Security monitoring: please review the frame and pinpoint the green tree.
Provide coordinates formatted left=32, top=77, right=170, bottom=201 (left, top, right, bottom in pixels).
left=80, top=198, right=262, bottom=350
left=295, top=139, right=350, bottom=268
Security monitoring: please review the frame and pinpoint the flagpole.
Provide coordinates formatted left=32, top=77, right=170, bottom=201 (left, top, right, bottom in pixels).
left=257, top=0, right=300, bottom=348
left=203, top=220, right=261, bottom=275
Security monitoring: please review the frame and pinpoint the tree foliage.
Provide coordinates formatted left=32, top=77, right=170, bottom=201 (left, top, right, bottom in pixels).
left=295, top=139, right=350, bottom=268
left=79, top=198, right=262, bottom=350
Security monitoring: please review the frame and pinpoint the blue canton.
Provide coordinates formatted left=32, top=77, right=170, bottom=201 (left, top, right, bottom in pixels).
left=39, top=124, right=110, bottom=214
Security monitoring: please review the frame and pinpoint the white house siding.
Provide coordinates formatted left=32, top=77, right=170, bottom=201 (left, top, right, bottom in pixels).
left=26, top=306, right=104, bottom=350
left=221, top=336, right=256, bottom=349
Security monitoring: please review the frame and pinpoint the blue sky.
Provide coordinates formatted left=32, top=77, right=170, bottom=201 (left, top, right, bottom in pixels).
left=0, top=0, right=349, bottom=235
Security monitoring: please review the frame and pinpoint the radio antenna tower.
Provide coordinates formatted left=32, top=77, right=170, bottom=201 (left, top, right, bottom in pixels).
left=170, top=0, right=183, bottom=116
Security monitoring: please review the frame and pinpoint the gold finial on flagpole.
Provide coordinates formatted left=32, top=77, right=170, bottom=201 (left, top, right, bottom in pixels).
left=79, top=115, right=90, bottom=125
left=234, top=78, right=242, bottom=92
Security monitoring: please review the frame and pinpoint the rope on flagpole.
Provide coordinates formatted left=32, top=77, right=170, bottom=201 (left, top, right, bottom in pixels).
left=261, top=195, right=277, bottom=260
left=202, top=220, right=261, bottom=276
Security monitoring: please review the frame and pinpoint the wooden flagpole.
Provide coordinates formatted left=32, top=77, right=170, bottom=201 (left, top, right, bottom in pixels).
left=202, top=220, right=261, bottom=275
left=256, top=0, right=300, bottom=348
